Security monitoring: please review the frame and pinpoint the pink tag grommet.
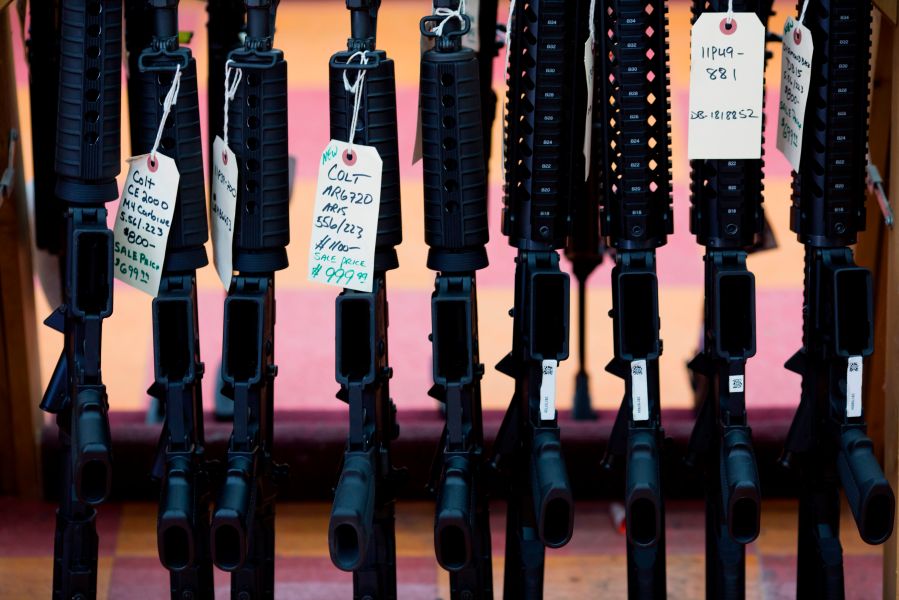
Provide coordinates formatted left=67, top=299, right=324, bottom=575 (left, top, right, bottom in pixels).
left=793, top=28, right=802, bottom=45
left=222, top=151, right=228, bottom=165
left=147, top=155, right=159, bottom=172
left=720, top=18, right=738, bottom=35
left=343, top=149, right=357, bottom=166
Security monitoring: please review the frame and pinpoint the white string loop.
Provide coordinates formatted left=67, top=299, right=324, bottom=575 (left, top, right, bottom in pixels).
left=223, top=61, right=243, bottom=143
left=501, top=0, right=517, bottom=180
left=342, top=51, right=370, bottom=157
left=150, top=65, right=182, bottom=162
left=726, top=0, right=735, bottom=25
left=432, top=0, right=467, bottom=37
left=798, top=0, right=811, bottom=24
left=588, top=0, right=596, bottom=42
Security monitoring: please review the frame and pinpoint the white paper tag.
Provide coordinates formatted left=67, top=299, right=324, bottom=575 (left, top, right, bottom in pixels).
left=308, top=140, right=382, bottom=292
left=631, top=359, right=649, bottom=421
left=688, top=13, right=765, bottom=160
left=540, top=359, right=557, bottom=421
left=846, top=356, right=863, bottom=418
left=583, top=24, right=595, bottom=181
left=211, top=136, right=238, bottom=290
left=729, top=374, right=745, bottom=394
left=776, top=17, right=814, bottom=172
left=113, top=153, right=179, bottom=296
left=462, top=0, right=480, bottom=52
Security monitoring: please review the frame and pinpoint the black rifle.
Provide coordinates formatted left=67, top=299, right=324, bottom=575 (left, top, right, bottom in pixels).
left=420, top=3, right=493, bottom=598
left=595, top=1, right=673, bottom=597
left=474, top=0, right=499, bottom=176
left=490, top=1, right=587, bottom=597
left=40, top=1, right=122, bottom=597
left=564, top=47, right=606, bottom=421
left=207, top=0, right=246, bottom=164
left=127, top=1, right=215, bottom=597
left=780, top=1, right=895, bottom=597
left=684, top=3, right=773, bottom=597
left=207, top=0, right=246, bottom=422
left=209, top=2, right=289, bottom=598
left=326, top=2, right=405, bottom=598
left=26, top=1, right=64, bottom=268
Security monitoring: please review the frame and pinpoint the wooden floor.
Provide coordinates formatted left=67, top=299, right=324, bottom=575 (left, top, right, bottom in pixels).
left=0, top=498, right=885, bottom=599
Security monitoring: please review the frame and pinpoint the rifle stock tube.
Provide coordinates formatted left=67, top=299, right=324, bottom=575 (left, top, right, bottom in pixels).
left=721, top=428, right=761, bottom=544
left=837, top=428, right=896, bottom=545
left=625, top=430, right=662, bottom=548
left=329, top=451, right=377, bottom=571
left=530, top=430, right=574, bottom=548
left=435, top=456, right=474, bottom=571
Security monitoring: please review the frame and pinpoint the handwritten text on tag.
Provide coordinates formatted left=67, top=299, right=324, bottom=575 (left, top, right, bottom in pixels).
left=113, top=153, right=179, bottom=296
left=776, top=17, right=813, bottom=171
left=308, top=141, right=382, bottom=292
left=688, top=13, right=765, bottom=160
left=211, top=136, right=238, bottom=290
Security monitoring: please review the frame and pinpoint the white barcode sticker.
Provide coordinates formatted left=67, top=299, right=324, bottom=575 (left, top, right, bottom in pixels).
left=211, top=136, right=238, bottom=290
left=540, top=359, right=557, bottom=421
left=631, top=359, right=649, bottom=421
left=113, top=153, right=179, bottom=297
left=688, top=12, right=766, bottom=159
left=776, top=17, right=814, bottom=171
left=729, top=375, right=745, bottom=394
left=846, top=356, right=863, bottom=418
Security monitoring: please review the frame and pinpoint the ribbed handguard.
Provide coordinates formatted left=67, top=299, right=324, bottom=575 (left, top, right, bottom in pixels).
left=227, top=54, right=290, bottom=273
left=330, top=51, right=402, bottom=262
left=597, top=0, right=673, bottom=250
left=689, top=0, right=768, bottom=249
left=131, top=59, right=209, bottom=271
left=502, top=0, right=581, bottom=249
left=421, top=47, right=489, bottom=272
left=55, top=0, right=122, bottom=201
left=791, top=0, right=871, bottom=247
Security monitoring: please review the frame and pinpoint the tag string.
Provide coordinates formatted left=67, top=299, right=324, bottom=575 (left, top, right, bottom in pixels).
left=223, top=61, right=243, bottom=143
left=726, top=0, right=734, bottom=24
left=798, top=0, right=810, bottom=24
left=342, top=51, right=370, bottom=157
left=150, top=65, right=182, bottom=161
left=588, top=0, right=596, bottom=41
left=501, top=0, right=517, bottom=181
left=432, top=0, right=467, bottom=37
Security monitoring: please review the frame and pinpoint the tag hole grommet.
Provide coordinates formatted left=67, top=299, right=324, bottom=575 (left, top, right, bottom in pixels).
left=147, top=155, right=159, bottom=172
left=222, top=151, right=228, bottom=165
left=793, top=29, right=802, bottom=45
left=720, top=18, right=738, bottom=35
left=342, top=149, right=357, bottom=166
